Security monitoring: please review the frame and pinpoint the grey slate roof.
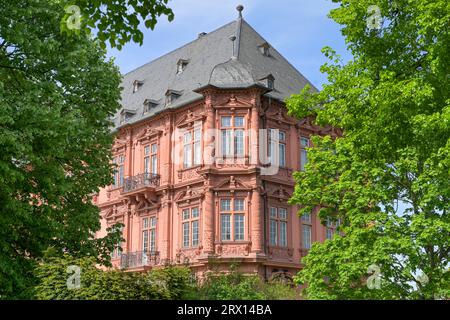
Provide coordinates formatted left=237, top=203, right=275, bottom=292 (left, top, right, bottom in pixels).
left=114, top=16, right=317, bottom=129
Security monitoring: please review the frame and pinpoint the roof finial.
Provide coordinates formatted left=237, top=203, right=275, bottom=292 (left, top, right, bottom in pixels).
left=236, top=4, right=244, bottom=18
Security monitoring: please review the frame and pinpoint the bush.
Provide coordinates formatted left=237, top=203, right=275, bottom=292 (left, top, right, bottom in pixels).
left=34, top=255, right=192, bottom=300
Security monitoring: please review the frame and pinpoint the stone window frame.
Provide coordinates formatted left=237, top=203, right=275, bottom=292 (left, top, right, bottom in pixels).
left=141, top=215, right=157, bottom=254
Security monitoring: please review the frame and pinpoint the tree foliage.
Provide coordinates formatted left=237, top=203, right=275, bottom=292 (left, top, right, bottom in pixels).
left=60, top=0, right=174, bottom=49
left=287, top=0, right=449, bottom=299
left=0, top=0, right=125, bottom=299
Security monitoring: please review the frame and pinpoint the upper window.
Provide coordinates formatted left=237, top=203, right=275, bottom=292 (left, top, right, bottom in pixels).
left=220, top=116, right=245, bottom=157
left=113, top=155, right=125, bottom=188
left=144, top=143, right=158, bottom=175
left=258, top=42, right=270, bottom=56
left=143, top=99, right=158, bottom=114
left=182, top=207, right=200, bottom=248
left=220, top=198, right=245, bottom=241
left=183, top=128, right=201, bottom=168
left=268, top=129, right=286, bottom=167
left=300, top=137, right=309, bottom=171
left=142, top=216, right=157, bottom=254
left=302, top=211, right=312, bottom=250
left=269, top=207, right=288, bottom=247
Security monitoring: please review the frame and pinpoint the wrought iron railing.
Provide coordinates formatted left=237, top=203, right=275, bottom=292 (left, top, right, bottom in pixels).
left=120, top=251, right=160, bottom=269
left=123, top=173, right=160, bottom=193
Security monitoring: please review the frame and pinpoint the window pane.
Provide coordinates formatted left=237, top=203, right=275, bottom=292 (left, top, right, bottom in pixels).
left=300, top=137, right=309, bottom=147
left=191, top=207, right=199, bottom=218
left=151, top=143, right=158, bottom=153
left=182, top=209, right=190, bottom=220
left=280, top=221, right=287, bottom=247
left=183, top=222, right=190, bottom=247
left=302, top=225, right=311, bottom=249
left=194, top=129, right=201, bottom=141
left=151, top=155, right=157, bottom=174
left=184, top=144, right=192, bottom=168
left=234, top=214, right=244, bottom=241
left=234, top=199, right=245, bottom=211
left=150, top=229, right=156, bottom=253
left=221, top=117, right=231, bottom=127
left=119, top=165, right=124, bottom=186
left=220, top=199, right=231, bottom=212
left=145, top=145, right=150, bottom=155
left=144, top=156, right=150, bottom=174
left=326, top=228, right=333, bottom=240
left=279, top=208, right=287, bottom=220
left=270, top=207, right=277, bottom=218
left=150, top=217, right=156, bottom=227
left=184, top=132, right=192, bottom=143
left=192, top=220, right=199, bottom=246
left=279, top=143, right=286, bottom=167
left=279, top=131, right=286, bottom=141
left=142, top=230, right=148, bottom=252
left=221, top=214, right=231, bottom=241
left=300, top=150, right=308, bottom=171
left=143, top=218, right=149, bottom=229
left=234, top=116, right=244, bottom=127
left=301, top=212, right=311, bottom=223
left=234, top=130, right=244, bottom=156
left=194, top=141, right=201, bottom=165
left=270, top=220, right=277, bottom=246
left=222, top=130, right=232, bottom=156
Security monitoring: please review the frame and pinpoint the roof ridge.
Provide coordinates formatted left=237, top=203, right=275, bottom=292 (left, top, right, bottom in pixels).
left=122, top=20, right=237, bottom=77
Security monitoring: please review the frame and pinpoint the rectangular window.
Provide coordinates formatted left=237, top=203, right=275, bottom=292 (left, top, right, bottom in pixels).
left=302, top=225, right=312, bottom=250
left=113, top=155, right=125, bottom=187
left=194, top=129, right=201, bottom=165
left=192, top=220, right=199, bottom=246
left=220, top=198, right=246, bottom=241
left=270, top=207, right=288, bottom=247
left=220, top=116, right=245, bottom=157
left=221, top=129, right=233, bottom=156
left=326, top=228, right=334, bottom=240
left=300, top=137, right=309, bottom=171
left=181, top=207, right=200, bottom=248
left=234, top=214, right=244, bottom=241
left=301, top=212, right=312, bottom=223
left=234, top=199, right=245, bottom=211
left=270, top=220, right=277, bottom=246
left=184, top=132, right=192, bottom=168
left=279, top=143, right=286, bottom=167
left=221, top=214, right=231, bottom=241
left=234, top=129, right=244, bottom=156
left=182, top=222, right=190, bottom=248
left=220, top=199, right=231, bottom=212
left=143, top=216, right=156, bottom=253
left=144, top=144, right=158, bottom=175
left=280, top=221, right=287, bottom=247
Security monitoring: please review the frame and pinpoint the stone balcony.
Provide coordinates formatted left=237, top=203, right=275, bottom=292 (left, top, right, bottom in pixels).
left=122, top=173, right=160, bottom=194
left=120, top=251, right=160, bottom=269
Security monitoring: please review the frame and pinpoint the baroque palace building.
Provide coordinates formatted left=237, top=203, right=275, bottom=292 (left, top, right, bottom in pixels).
left=95, top=5, right=340, bottom=280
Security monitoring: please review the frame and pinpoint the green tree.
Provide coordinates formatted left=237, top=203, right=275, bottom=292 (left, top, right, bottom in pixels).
left=60, top=0, right=174, bottom=49
left=287, top=0, right=449, bottom=299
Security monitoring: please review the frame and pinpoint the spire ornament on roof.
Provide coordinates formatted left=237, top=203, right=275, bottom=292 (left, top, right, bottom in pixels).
left=236, top=4, right=244, bottom=18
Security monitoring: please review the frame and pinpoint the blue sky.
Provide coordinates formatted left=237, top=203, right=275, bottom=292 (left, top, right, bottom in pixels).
left=107, top=0, right=352, bottom=90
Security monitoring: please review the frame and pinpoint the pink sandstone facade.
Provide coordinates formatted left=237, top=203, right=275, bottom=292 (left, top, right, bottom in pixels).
left=94, top=6, right=340, bottom=281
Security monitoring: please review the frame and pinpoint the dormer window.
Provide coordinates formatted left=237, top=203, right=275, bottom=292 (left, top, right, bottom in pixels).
left=119, top=109, right=136, bottom=125
left=258, top=42, right=271, bottom=56
left=176, top=59, right=189, bottom=75
left=260, top=74, right=275, bottom=90
left=143, top=99, right=159, bottom=114
left=133, top=80, right=144, bottom=93
left=165, top=89, right=182, bottom=105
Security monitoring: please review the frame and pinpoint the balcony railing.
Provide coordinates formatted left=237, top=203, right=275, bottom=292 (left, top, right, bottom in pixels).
left=123, top=173, right=160, bottom=193
left=120, top=251, right=160, bottom=269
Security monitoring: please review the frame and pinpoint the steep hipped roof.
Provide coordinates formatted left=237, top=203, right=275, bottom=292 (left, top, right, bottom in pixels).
left=114, top=7, right=317, bottom=129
